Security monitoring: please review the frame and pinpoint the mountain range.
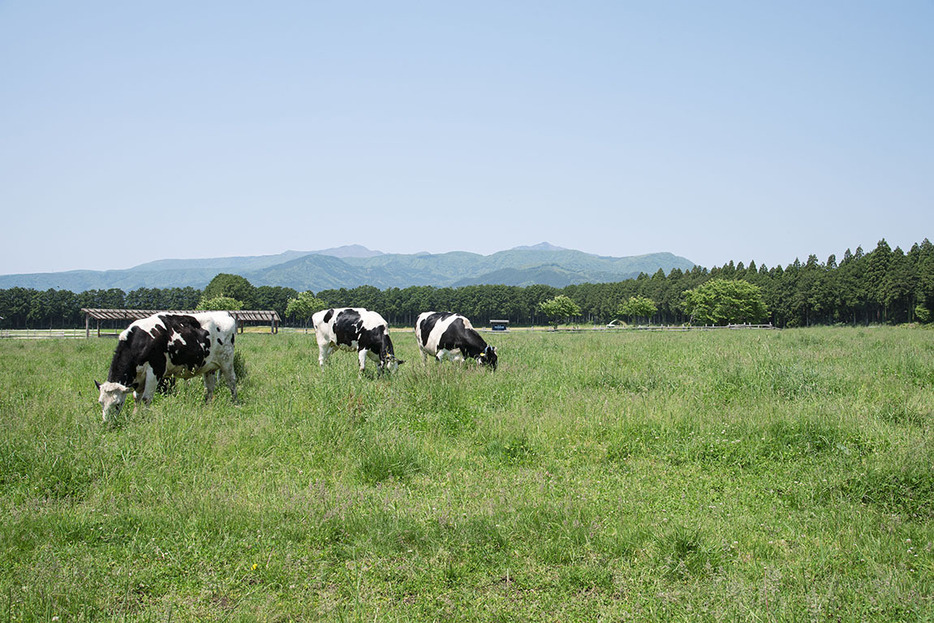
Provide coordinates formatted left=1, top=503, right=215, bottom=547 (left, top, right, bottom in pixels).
left=0, top=244, right=694, bottom=292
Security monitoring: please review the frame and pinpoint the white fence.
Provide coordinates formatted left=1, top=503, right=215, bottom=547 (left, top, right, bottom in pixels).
left=625, top=323, right=775, bottom=332
left=0, top=329, right=104, bottom=339
left=541, top=323, right=775, bottom=332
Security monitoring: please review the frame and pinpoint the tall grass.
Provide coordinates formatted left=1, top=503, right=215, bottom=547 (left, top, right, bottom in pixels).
left=1, top=326, right=932, bottom=620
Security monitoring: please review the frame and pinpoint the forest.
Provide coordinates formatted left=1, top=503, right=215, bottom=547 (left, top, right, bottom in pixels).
left=1, top=239, right=931, bottom=330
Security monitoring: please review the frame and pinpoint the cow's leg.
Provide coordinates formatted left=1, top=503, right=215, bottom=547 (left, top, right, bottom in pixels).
left=203, top=371, right=217, bottom=402
left=318, top=343, right=332, bottom=367
left=221, top=364, right=238, bottom=402
left=358, top=348, right=369, bottom=372
left=136, top=370, right=158, bottom=412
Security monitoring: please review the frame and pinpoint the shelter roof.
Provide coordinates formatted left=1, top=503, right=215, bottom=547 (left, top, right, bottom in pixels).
left=80, top=309, right=281, bottom=322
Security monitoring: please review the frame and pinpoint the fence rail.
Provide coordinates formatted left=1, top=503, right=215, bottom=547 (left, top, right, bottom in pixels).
left=626, top=323, right=776, bottom=332
left=540, top=323, right=776, bottom=332
left=0, top=329, right=97, bottom=339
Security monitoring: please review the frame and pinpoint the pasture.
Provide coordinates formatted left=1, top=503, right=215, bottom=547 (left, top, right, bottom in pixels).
left=1, top=327, right=933, bottom=621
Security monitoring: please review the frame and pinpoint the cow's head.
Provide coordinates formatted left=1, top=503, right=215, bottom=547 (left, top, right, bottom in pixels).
left=378, top=333, right=404, bottom=374
left=478, top=345, right=498, bottom=370
left=379, top=352, right=405, bottom=374
left=95, top=380, right=131, bottom=420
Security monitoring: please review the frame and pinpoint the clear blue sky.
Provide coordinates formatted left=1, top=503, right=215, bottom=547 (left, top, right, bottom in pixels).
left=2, top=1, right=932, bottom=275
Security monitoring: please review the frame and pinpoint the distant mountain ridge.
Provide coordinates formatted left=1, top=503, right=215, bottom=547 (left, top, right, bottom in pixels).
left=0, top=244, right=694, bottom=291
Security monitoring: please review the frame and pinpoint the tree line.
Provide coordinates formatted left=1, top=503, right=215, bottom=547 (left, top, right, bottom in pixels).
left=1, top=239, right=931, bottom=329
left=0, top=284, right=299, bottom=330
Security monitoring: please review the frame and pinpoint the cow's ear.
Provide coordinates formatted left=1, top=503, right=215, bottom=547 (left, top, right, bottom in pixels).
left=95, top=380, right=101, bottom=390
left=397, top=359, right=405, bottom=365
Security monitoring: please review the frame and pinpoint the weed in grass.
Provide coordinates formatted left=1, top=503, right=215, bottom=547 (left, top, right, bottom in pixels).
left=483, top=432, right=537, bottom=466
left=443, top=516, right=510, bottom=567
left=585, top=362, right=674, bottom=395
left=402, top=369, right=484, bottom=436
left=0, top=436, right=101, bottom=503
left=604, top=421, right=656, bottom=464
left=655, top=524, right=723, bottom=580
left=838, top=452, right=934, bottom=519
left=560, top=564, right=615, bottom=593
left=365, top=509, right=431, bottom=554
left=706, top=362, right=751, bottom=405
left=524, top=504, right=605, bottom=566
left=355, top=430, right=424, bottom=485
left=232, top=349, right=248, bottom=381
left=604, top=412, right=872, bottom=471
left=875, top=396, right=929, bottom=426
left=766, top=362, right=829, bottom=400
left=761, top=416, right=871, bottom=461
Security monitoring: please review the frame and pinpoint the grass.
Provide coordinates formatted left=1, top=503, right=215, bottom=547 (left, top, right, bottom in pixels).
left=1, top=326, right=933, bottom=620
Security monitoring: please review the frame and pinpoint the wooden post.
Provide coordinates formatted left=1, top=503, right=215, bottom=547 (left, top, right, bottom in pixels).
left=85, top=312, right=90, bottom=339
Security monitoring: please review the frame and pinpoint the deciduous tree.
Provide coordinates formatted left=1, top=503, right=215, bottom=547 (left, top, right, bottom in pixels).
left=286, top=291, right=326, bottom=332
left=618, top=295, right=657, bottom=324
left=203, top=274, right=256, bottom=308
left=539, top=295, right=581, bottom=329
left=197, top=296, right=243, bottom=311
left=682, top=279, right=768, bottom=326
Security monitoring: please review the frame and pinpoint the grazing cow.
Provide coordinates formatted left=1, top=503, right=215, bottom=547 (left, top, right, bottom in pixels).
left=95, top=311, right=237, bottom=421
left=415, top=311, right=497, bottom=370
left=312, top=307, right=403, bottom=373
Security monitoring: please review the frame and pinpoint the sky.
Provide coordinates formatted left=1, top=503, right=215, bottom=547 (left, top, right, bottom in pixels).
left=1, top=1, right=932, bottom=275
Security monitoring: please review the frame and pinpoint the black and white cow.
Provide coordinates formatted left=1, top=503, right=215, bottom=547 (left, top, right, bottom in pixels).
left=312, top=307, right=403, bottom=373
left=95, top=311, right=238, bottom=421
left=415, top=311, right=497, bottom=370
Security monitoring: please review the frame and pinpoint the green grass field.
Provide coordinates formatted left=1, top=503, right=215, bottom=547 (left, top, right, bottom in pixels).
left=1, top=327, right=933, bottom=621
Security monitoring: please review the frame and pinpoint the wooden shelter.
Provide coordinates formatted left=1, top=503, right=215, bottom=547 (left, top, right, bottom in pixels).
left=80, top=309, right=281, bottom=338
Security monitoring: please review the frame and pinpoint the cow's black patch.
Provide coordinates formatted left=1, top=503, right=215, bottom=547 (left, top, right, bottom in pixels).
left=107, top=314, right=212, bottom=387
left=438, top=318, right=488, bottom=359
left=157, top=376, right=177, bottom=395
left=419, top=311, right=455, bottom=348
left=323, top=309, right=334, bottom=324
left=369, top=324, right=396, bottom=360
left=333, top=309, right=365, bottom=348
left=107, top=326, right=148, bottom=389
left=159, top=314, right=211, bottom=374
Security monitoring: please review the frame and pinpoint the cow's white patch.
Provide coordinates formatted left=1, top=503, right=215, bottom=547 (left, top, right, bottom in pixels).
left=436, top=348, right=465, bottom=363
left=97, top=381, right=131, bottom=421
left=136, top=315, right=167, bottom=338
